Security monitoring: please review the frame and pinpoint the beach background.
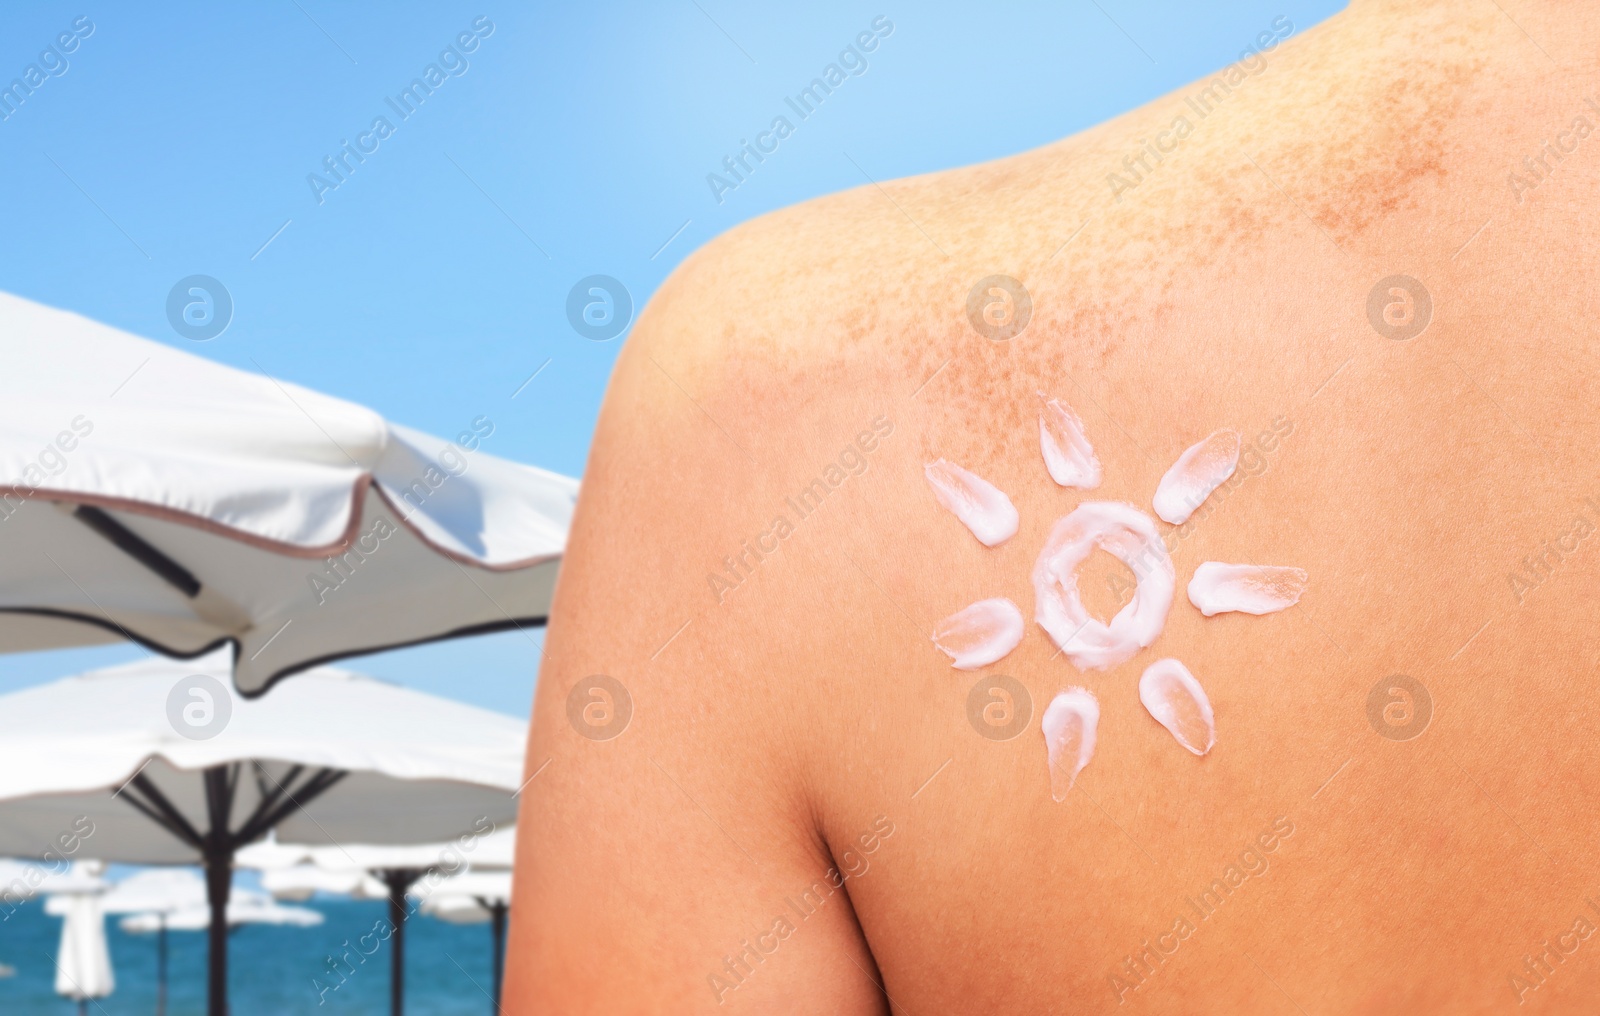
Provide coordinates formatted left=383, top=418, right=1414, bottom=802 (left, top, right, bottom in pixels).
left=0, top=0, right=1343, bottom=1011
left=0, top=0, right=1342, bottom=702
left=0, top=897, right=500, bottom=1014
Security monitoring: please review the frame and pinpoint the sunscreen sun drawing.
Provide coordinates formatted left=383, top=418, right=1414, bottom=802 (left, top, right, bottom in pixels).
left=926, top=397, right=1306, bottom=799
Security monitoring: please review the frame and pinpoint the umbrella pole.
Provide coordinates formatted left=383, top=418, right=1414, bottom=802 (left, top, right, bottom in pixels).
left=202, top=765, right=236, bottom=1016
left=382, top=869, right=416, bottom=1016
left=203, top=852, right=232, bottom=1016
left=490, top=902, right=507, bottom=1010
left=112, top=762, right=349, bottom=1016
left=157, top=915, right=168, bottom=1016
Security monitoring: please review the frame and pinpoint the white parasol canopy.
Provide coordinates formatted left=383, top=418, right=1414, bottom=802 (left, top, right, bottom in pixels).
left=417, top=869, right=513, bottom=923
left=0, top=857, right=89, bottom=910
left=0, top=291, right=577, bottom=695
left=233, top=836, right=313, bottom=873
left=424, top=894, right=499, bottom=924
left=0, top=650, right=526, bottom=862
left=303, top=822, right=517, bottom=876
left=260, top=864, right=387, bottom=902
left=120, top=889, right=323, bottom=932
left=236, top=835, right=390, bottom=899
left=0, top=650, right=527, bottom=1016
left=98, top=868, right=207, bottom=916
left=33, top=861, right=107, bottom=896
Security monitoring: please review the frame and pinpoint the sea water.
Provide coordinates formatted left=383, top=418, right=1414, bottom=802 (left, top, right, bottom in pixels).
left=0, top=897, right=501, bottom=1015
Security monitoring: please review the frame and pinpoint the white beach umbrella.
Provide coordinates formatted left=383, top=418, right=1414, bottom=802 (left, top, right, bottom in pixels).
left=236, top=836, right=388, bottom=899
left=416, top=868, right=513, bottom=917
left=0, top=291, right=576, bottom=696
left=36, top=860, right=107, bottom=896
left=291, top=825, right=514, bottom=1015
left=120, top=888, right=323, bottom=932
left=0, top=651, right=527, bottom=1016
left=303, top=822, right=517, bottom=875
left=99, top=868, right=207, bottom=915
left=458, top=824, right=516, bottom=870
left=260, top=864, right=387, bottom=902
left=0, top=856, right=90, bottom=913
left=45, top=861, right=113, bottom=1012
left=233, top=835, right=312, bottom=873
left=422, top=894, right=498, bottom=924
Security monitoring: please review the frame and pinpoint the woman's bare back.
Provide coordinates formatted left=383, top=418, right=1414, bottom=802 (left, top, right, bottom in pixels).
left=508, top=2, right=1600, bottom=1011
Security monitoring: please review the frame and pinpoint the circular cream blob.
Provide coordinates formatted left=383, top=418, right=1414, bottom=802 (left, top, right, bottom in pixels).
left=1032, top=501, right=1175, bottom=670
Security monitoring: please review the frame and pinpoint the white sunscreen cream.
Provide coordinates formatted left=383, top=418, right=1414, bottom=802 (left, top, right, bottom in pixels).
left=1038, top=394, right=1102, bottom=489
left=1187, top=562, right=1308, bottom=616
left=924, top=459, right=1019, bottom=547
left=1139, top=658, right=1215, bottom=756
left=1152, top=429, right=1241, bottom=525
left=932, top=598, right=1024, bottom=670
left=1041, top=688, right=1099, bottom=801
left=1032, top=502, right=1174, bottom=670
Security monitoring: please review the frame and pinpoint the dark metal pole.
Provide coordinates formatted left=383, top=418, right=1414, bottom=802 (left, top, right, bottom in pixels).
left=111, top=762, right=348, bottom=1016
left=382, top=870, right=416, bottom=1016
left=203, top=840, right=232, bottom=1016
left=490, top=902, right=507, bottom=1010
left=157, top=916, right=168, bottom=1016
left=388, top=881, right=405, bottom=1016
left=71, top=504, right=202, bottom=598
left=202, top=766, right=236, bottom=1016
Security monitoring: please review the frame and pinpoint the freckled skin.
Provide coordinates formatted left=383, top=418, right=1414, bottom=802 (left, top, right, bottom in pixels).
left=507, top=3, right=1600, bottom=1012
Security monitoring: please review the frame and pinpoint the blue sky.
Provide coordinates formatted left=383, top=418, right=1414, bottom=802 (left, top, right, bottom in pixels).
left=0, top=0, right=1343, bottom=716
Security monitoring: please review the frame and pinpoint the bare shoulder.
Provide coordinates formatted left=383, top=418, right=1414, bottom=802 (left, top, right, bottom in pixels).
left=506, top=162, right=922, bottom=1014
left=514, top=3, right=1600, bottom=1011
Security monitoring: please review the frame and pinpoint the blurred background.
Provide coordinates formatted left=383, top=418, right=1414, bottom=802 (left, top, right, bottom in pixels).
left=0, top=1, right=1343, bottom=1010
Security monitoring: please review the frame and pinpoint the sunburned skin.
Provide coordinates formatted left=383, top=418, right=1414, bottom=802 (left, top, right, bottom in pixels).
left=1139, top=658, right=1216, bottom=756
left=930, top=597, right=1024, bottom=670
left=1038, top=394, right=1101, bottom=489
left=510, top=5, right=1600, bottom=1012
left=1032, top=501, right=1174, bottom=670
left=923, top=458, right=1018, bottom=546
left=1188, top=562, right=1308, bottom=616
left=1152, top=429, right=1241, bottom=525
left=1040, top=687, right=1099, bottom=802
